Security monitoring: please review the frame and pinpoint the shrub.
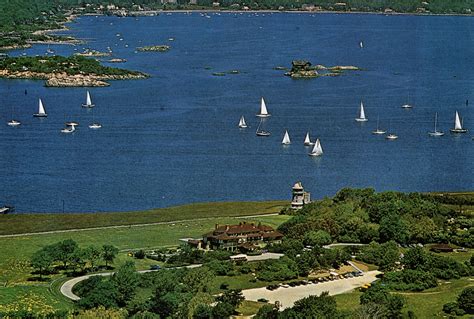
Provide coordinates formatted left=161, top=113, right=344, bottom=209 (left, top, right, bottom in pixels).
left=134, top=250, right=146, bottom=259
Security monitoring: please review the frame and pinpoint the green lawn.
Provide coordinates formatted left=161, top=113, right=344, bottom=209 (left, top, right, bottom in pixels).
left=0, top=213, right=291, bottom=311
left=335, top=278, right=474, bottom=319
left=0, top=201, right=287, bottom=235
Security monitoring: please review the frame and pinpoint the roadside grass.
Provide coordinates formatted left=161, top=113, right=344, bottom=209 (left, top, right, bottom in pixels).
left=335, top=277, right=474, bottom=319
left=426, top=249, right=472, bottom=264
left=237, top=300, right=266, bottom=316
left=0, top=200, right=288, bottom=235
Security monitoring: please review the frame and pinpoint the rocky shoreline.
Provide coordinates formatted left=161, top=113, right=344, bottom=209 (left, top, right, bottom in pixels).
left=0, top=70, right=148, bottom=87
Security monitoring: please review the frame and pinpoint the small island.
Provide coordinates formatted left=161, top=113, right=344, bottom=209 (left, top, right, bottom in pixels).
left=0, top=56, right=148, bottom=87
left=284, top=60, right=360, bottom=78
left=137, top=45, right=170, bottom=52
left=74, top=49, right=111, bottom=57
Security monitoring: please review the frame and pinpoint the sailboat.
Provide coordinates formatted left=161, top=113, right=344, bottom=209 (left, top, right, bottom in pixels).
left=46, top=44, right=54, bottom=54
left=33, top=98, right=47, bottom=117
left=450, top=111, right=468, bottom=133
left=238, top=116, right=247, bottom=128
left=359, top=41, right=363, bottom=48
left=355, top=101, right=368, bottom=122
left=281, top=130, right=291, bottom=145
left=7, top=105, right=21, bottom=126
left=385, top=120, right=398, bottom=140
left=308, top=138, right=323, bottom=156
left=256, top=97, right=270, bottom=118
left=89, top=109, right=102, bottom=129
left=82, top=91, right=95, bottom=108
left=428, top=112, right=444, bottom=136
left=401, top=94, right=413, bottom=109
left=304, top=131, right=314, bottom=145
left=256, top=118, right=270, bottom=136
left=372, top=116, right=386, bottom=134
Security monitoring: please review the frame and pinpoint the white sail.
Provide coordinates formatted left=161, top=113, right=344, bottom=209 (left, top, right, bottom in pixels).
left=257, top=97, right=270, bottom=117
left=310, top=139, right=323, bottom=156
left=359, top=102, right=366, bottom=119
left=238, top=116, right=247, bottom=128
left=359, top=41, right=363, bottom=48
left=355, top=101, right=368, bottom=121
left=454, top=111, right=462, bottom=130
left=304, top=132, right=312, bottom=145
left=86, top=91, right=92, bottom=106
left=282, top=130, right=291, bottom=144
left=38, top=99, right=46, bottom=115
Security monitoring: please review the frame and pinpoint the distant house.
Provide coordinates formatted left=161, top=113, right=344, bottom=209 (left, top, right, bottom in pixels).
left=429, top=243, right=454, bottom=253
left=188, top=222, right=283, bottom=252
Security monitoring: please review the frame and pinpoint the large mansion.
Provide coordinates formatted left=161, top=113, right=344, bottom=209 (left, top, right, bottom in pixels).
left=188, top=222, right=283, bottom=252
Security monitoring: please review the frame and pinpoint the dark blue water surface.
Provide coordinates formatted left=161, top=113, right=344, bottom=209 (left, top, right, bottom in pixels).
left=0, top=13, right=473, bottom=213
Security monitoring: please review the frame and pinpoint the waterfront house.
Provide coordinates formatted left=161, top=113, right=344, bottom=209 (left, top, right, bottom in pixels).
left=188, top=222, right=283, bottom=252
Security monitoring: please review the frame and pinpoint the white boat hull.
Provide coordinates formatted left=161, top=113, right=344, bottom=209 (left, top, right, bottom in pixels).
left=355, top=118, right=368, bottom=122
left=308, top=152, right=322, bottom=157
left=428, top=131, right=444, bottom=137
left=386, top=134, right=398, bottom=140
left=239, top=124, right=247, bottom=128
left=7, top=121, right=21, bottom=127
left=256, top=114, right=271, bottom=118
left=82, top=104, right=95, bottom=108
left=33, top=113, right=47, bottom=117
left=372, top=130, right=386, bottom=135
left=450, top=129, right=468, bottom=133
left=401, top=104, right=413, bottom=109
left=256, top=131, right=271, bottom=137
left=89, top=124, right=102, bottom=129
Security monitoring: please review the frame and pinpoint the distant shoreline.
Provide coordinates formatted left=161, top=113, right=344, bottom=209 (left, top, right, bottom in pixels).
left=105, top=9, right=473, bottom=17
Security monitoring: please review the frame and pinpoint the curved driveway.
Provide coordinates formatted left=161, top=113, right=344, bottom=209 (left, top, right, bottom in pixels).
left=61, top=265, right=202, bottom=300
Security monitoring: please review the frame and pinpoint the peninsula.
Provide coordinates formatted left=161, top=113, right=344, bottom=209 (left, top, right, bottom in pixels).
left=0, top=56, right=148, bottom=87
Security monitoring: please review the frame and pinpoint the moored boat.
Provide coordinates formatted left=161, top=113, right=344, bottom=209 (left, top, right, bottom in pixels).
left=428, top=112, right=444, bottom=136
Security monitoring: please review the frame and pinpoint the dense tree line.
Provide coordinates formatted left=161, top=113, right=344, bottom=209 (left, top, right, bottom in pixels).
left=279, top=188, right=473, bottom=247
left=30, top=239, right=119, bottom=277
left=0, top=56, right=145, bottom=76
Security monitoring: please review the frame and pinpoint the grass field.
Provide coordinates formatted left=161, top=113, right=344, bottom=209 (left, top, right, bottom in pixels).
left=0, top=200, right=288, bottom=235
left=0, top=213, right=291, bottom=311
left=335, top=277, right=474, bottom=319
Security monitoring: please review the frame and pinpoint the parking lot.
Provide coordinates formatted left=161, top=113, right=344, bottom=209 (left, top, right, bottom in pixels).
left=242, top=270, right=381, bottom=309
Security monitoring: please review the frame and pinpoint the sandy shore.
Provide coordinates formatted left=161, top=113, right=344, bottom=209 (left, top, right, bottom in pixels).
left=243, top=270, right=381, bottom=309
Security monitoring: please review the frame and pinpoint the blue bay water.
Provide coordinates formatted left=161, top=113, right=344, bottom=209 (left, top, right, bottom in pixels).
left=0, top=12, right=472, bottom=213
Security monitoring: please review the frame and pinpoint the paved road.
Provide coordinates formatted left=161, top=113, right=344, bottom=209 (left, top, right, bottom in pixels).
left=0, top=213, right=279, bottom=238
left=60, top=264, right=202, bottom=301
left=242, top=270, right=381, bottom=309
